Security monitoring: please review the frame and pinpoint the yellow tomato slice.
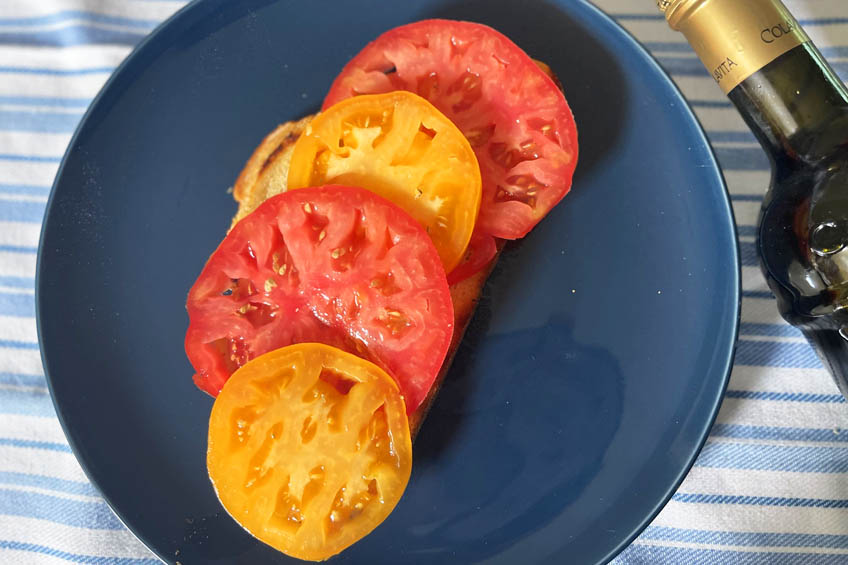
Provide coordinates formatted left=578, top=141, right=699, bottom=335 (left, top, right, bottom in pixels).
left=207, top=343, right=412, bottom=561
left=287, top=91, right=482, bottom=272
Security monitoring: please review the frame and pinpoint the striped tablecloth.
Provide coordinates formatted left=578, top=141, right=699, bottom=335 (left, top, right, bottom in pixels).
left=1, top=1, right=846, bottom=563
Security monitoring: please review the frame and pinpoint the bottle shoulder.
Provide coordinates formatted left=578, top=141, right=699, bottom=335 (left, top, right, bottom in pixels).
left=769, top=145, right=848, bottom=187
left=760, top=154, right=848, bottom=325
left=777, top=115, right=848, bottom=171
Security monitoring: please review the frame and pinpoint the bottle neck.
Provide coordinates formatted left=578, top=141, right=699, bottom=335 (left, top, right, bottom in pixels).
left=728, top=43, right=848, bottom=166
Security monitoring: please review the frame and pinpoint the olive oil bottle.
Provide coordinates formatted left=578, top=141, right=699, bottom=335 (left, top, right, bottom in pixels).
left=659, top=0, right=848, bottom=396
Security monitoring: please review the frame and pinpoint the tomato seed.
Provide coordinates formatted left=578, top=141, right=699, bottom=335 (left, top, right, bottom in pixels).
left=465, top=123, right=495, bottom=148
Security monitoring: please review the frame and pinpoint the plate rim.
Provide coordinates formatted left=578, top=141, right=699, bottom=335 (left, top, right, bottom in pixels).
left=34, top=1, right=742, bottom=563
left=573, top=3, right=741, bottom=563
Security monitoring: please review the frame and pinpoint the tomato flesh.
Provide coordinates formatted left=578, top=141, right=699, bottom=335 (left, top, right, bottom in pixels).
left=185, top=185, right=454, bottom=413
left=288, top=91, right=481, bottom=273
left=207, top=343, right=412, bottom=561
left=445, top=231, right=499, bottom=286
left=323, top=19, right=578, bottom=243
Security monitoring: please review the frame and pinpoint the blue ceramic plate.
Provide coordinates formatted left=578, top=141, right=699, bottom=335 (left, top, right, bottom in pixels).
left=37, top=1, right=739, bottom=563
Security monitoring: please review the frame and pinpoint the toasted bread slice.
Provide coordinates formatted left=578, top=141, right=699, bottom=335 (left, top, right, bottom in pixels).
left=231, top=115, right=314, bottom=228
left=231, top=115, right=501, bottom=436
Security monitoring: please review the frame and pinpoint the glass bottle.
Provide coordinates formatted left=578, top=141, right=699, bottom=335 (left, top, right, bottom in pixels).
left=659, top=0, right=848, bottom=396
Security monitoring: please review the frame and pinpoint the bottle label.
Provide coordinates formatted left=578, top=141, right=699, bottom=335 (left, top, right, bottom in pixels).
left=669, top=0, right=809, bottom=93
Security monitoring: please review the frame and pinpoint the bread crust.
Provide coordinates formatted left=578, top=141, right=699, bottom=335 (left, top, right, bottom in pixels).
left=231, top=115, right=313, bottom=228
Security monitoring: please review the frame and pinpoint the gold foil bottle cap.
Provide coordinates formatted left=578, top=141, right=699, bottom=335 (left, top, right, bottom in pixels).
left=654, top=0, right=808, bottom=93
left=655, top=0, right=702, bottom=30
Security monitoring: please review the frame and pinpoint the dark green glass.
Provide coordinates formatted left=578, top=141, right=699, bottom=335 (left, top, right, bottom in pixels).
left=729, top=43, right=848, bottom=396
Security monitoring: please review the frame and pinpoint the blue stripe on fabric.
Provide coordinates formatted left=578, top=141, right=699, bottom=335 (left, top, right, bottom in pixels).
left=0, top=28, right=147, bottom=48
left=709, top=130, right=757, bottom=143
left=656, top=56, right=713, bottom=76
left=616, top=545, right=848, bottom=565
left=690, top=99, right=733, bottom=108
left=0, top=276, right=33, bottom=288
left=0, top=389, right=55, bottom=417
left=0, top=154, right=61, bottom=162
left=0, top=293, right=35, bottom=317
left=0, top=245, right=38, bottom=254
left=672, top=492, right=848, bottom=508
left=0, top=541, right=161, bottom=565
left=641, top=526, right=848, bottom=549
left=740, top=322, right=801, bottom=337
left=734, top=339, right=821, bottom=368
left=695, top=441, right=848, bottom=472
left=0, top=95, right=90, bottom=108
left=0, top=438, right=69, bottom=452
left=0, top=109, right=81, bottom=133
left=736, top=225, right=757, bottom=236
left=725, top=390, right=845, bottom=403
left=0, top=183, right=51, bottom=195
left=0, top=339, right=39, bottom=350
left=0, top=488, right=122, bottom=529
left=740, top=241, right=758, bottom=266
left=714, top=147, right=770, bottom=171
left=0, top=66, right=113, bottom=75
left=731, top=194, right=764, bottom=202
left=742, top=290, right=774, bottom=299
left=642, top=41, right=692, bottom=51
left=0, top=200, right=46, bottom=222
left=659, top=55, right=848, bottom=77
left=0, top=372, right=45, bottom=387
left=711, top=423, right=848, bottom=443
left=0, top=471, right=95, bottom=497
left=0, top=10, right=158, bottom=28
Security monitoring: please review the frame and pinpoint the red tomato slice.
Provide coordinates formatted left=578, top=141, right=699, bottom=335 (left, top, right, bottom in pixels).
left=445, top=232, right=498, bottom=286
left=185, top=185, right=454, bottom=414
left=323, top=19, right=578, bottom=242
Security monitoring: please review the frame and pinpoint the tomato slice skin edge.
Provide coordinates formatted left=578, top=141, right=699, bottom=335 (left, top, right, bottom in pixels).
left=185, top=185, right=454, bottom=414
left=323, top=18, right=579, bottom=244
left=287, top=90, right=482, bottom=274
left=445, top=232, right=498, bottom=286
left=207, top=342, right=412, bottom=561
